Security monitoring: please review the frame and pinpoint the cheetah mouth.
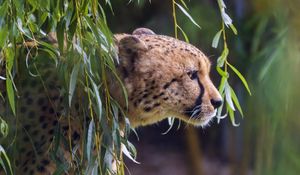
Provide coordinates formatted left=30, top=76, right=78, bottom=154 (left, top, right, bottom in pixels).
left=183, top=107, right=217, bottom=125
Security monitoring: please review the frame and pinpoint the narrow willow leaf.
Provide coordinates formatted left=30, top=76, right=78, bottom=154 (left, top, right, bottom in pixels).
left=177, top=25, right=189, bottom=43
left=212, top=30, right=222, bottom=48
left=225, top=83, right=235, bottom=111
left=121, top=144, right=140, bottom=164
left=68, top=63, right=80, bottom=107
left=179, top=0, right=188, bottom=9
left=228, top=104, right=240, bottom=127
left=56, top=21, right=65, bottom=54
left=227, top=62, right=252, bottom=95
left=0, top=117, right=9, bottom=137
left=230, top=86, right=244, bottom=117
left=87, top=120, right=94, bottom=162
left=218, top=76, right=227, bottom=93
left=216, top=67, right=228, bottom=77
left=0, top=145, right=13, bottom=175
left=175, top=2, right=201, bottom=29
left=229, top=24, right=238, bottom=35
left=90, top=78, right=102, bottom=120
left=217, top=47, right=228, bottom=67
left=0, top=26, right=8, bottom=48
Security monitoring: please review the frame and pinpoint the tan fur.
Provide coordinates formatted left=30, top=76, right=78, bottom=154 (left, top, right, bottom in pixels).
left=0, top=28, right=222, bottom=174
left=113, top=28, right=222, bottom=127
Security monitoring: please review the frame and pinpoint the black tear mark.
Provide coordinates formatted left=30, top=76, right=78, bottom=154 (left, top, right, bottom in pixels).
left=184, top=77, right=205, bottom=117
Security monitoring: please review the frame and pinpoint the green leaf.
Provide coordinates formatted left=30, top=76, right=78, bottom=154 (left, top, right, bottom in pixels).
left=90, top=77, right=102, bottom=120
left=0, top=25, right=8, bottom=48
left=177, top=25, right=189, bottom=43
left=230, top=86, right=244, bottom=117
left=227, top=105, right=240, bottom=127
left=216, top=67, right=228, bottom=77
left=224, top=82, right=235, bottom=111
left=179, top=0, right=188, bottom=9
left=227, top=62, right=252, bottom=95
left=5, top=48, right=16, bottom=116
left=229, top=24, right=238, bottom=35
left=56, top=21, right=65, bottom=54
left=68, top=63, right=80, bottom=107
left=87, top=119, right=94, bottom=162
left=175, top=2, right=201, bottom=29
left=212, top=30, right=222, bottom=48
left=0, top=117, right=9, bottom=137
left=217, top=47, right=228, bottom=67
left=0, top=145, right=13, bottom=175
left=218, top=76, right=227, bottom=94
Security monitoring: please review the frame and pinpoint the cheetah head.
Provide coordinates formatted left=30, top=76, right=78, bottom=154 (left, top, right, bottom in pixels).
left=113, top=28, right=222, bottom=127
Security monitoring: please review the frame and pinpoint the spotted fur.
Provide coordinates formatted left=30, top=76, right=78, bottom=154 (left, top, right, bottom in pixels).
left=0, top=28, right=222, bottom=174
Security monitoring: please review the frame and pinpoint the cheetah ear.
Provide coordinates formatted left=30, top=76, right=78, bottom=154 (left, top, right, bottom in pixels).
left=118, top=35, right=148, bottom=53
left=117, top=35, right=148, bottom=74
left=133, top=28, right=155, bottom=35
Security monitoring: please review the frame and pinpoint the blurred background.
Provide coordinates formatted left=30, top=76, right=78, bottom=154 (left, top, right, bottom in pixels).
left=105, top=0, right=300, bottom=175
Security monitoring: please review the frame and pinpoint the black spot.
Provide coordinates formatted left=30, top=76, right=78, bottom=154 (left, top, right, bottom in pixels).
left=42, top=123, right=48, bottom=129
left=41, top=105, right=48, bottom=111
left=31, top=159, right=36, bottom=164
left=30, top=79, right=37, bottom=88
left=29, top=170, right=34, bottom=174
left=153, top=92, right=165, bottom=99
left=62, top=125, right=69, bottom=131
left=163, top=79, right=177, bottom=89
left=122, top=67, right=129, bottom=78
left=40, top=135, right=45, bottom=140
left=142, top=93, right=149, bottom=99
left=163, top=97, right=169, bottom=101
left=23, top=136, right=30, bottom=142
left=28, top=111, right=35, bottom=119
left=24, top=124, right=31, bottom=130
left=175, top=92, right=179, bottom=96
left=23, top=91, right=30, bottom=98
left=26, top=97, right=33, bottom=105
left=37, top=165, right=46, bottom=172
left=52, top=120, right=58, bottom=126
left=153, top=103, right=161, bottom=108
left=49, top=108, right=55, bottom=114
left=32, top=130, right=39, bottom=136
left=37, top=97, right=45, bottom=105
left=126, top=48, right=132, bottom=54
left=144, top=100, right=151, bottom=104
left=144, top=107, right=152, bottom=112
left=39, top=115, right=46, bottom=122
left=38, top=86, right=44, bottom=93
left=51, top=95, right=59, bottom=101
left=20, top=106, right=27, bottom=113
left=24, top=167, right=28, bottom=172
left=26, top=151, right=33, bottom=157
left=72, top=131, right=80, bottom=140
left=42, top=159, right=50, bottom=166
left=48, top=129, right=54, bottom=135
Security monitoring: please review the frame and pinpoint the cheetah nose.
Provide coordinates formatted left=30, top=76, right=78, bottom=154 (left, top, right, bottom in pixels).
left=211, top=99, right=223, bottom=109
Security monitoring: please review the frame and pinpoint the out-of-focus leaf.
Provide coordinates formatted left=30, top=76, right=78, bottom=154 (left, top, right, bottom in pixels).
left=68, top=63, right=80, bottom=107
left=175, top=2, right=201, bottom=29
left=0, top=26, right=8, bottom=48
left=212, top=30, right=222, bottom=48
left=227, top=62, right=252, bottom=95
left=87, top=119, right=94, bottom=162
left=0, top=117, right=8, bottom=137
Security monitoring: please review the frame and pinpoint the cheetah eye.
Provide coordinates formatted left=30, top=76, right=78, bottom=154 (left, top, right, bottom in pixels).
left=187, top=70, right=198, bottom=80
